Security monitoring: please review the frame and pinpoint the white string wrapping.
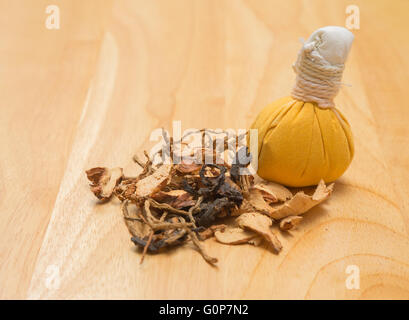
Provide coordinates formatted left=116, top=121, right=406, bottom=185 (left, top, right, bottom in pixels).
left=291, top=40, right=345, bottom=108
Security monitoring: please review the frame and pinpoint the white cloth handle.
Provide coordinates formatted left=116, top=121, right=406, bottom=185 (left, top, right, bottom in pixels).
left=291, top=26, right=354, bottom=108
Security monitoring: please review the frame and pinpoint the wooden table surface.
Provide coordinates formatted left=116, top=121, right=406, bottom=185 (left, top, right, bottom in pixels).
left=1, top=0, right=409, bottom=299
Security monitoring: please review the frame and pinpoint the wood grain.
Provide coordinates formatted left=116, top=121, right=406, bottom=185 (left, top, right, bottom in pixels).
left=0, top=0, right=408, bottom=299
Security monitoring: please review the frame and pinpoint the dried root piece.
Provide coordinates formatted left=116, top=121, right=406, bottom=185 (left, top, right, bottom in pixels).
left=199, top=224, right=227, bottom=240
left=185, top=227, right=218, bottom=266
left=122, top=200, right=151, bottom=238
left=132, top=152, right=146, bottom=168
left=279, top=215, right=303, bottom=231
left=131, top=227, right=188, bottom=254
left=237, top=212, right=282, bottom=252
left=86, top=167, right=123, bottom=200
left=131, top=235, right=159, bottom=252
left=136, top=150, right=156, bottom=178
left=270, top=180, right=334, bottom=219
left=140, top=231, right=154, bottom=264
left=143, top=200, right=194, bottom=231
left=215, top=227, right=258, bottom=245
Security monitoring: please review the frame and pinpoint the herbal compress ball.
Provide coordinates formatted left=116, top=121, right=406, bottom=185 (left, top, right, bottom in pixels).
left=251, top=26, right=354, bottom=187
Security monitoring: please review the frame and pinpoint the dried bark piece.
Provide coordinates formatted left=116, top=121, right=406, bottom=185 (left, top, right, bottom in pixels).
left=270, top=180, right=334, bottom=219
left=245, top=188, right=274, bottom=216
left=279, top=215, right=303, bottom=231
left=135, top=164, right=172, bottom=198
left=123, top=183, right=137, bottom=198
left=238, top=175, right=253, bottom=195
left=230, top=198, right=252, bottom=216
left=215, top=227, right=258, bottom=245
left=253, top=180, right=292, bottom=203
left=151, top=190, right=195, bottom=209
left=86, top=167, right=123, bottom=200
left=168, top=174, right=195, bottom=191
left=176, top=163, right=202, bottom=174
left=224, top=176, right=241, bottom=193
left=148, top=198, right=191, bottom=216
left=114, top=178, right=138, bottom=201
left=248, top=237, right=263, bottom=246
left=236, top=212, right=282, bottom=252
left=313, top=180, right=334, bottom=201
left=196, top=197, right=232, bottom=227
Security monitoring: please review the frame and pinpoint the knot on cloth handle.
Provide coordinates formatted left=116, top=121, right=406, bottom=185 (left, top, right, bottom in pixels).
left=291, top=26, right=354, bottom=108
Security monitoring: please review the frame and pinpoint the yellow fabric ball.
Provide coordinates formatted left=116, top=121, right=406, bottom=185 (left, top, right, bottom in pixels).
left=250, top=96, right=354, bottom=187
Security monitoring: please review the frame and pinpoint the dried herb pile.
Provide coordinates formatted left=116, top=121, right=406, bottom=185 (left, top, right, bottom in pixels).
left=85, top=130, right=334, bottom=265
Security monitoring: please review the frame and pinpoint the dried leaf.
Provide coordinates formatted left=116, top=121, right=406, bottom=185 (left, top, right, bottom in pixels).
left=86, top=167, right=123, bottom=200
left=279, top=215, right=303, bottom=231
left=215, top=227, right=258, bottom=245
left=237, top=212, right=282, bottom=252
left=135, top=164, right=172, bottom=198
left=253, top=180, right=292, bottom=203
left=270, top=180, right=334, bottom=219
